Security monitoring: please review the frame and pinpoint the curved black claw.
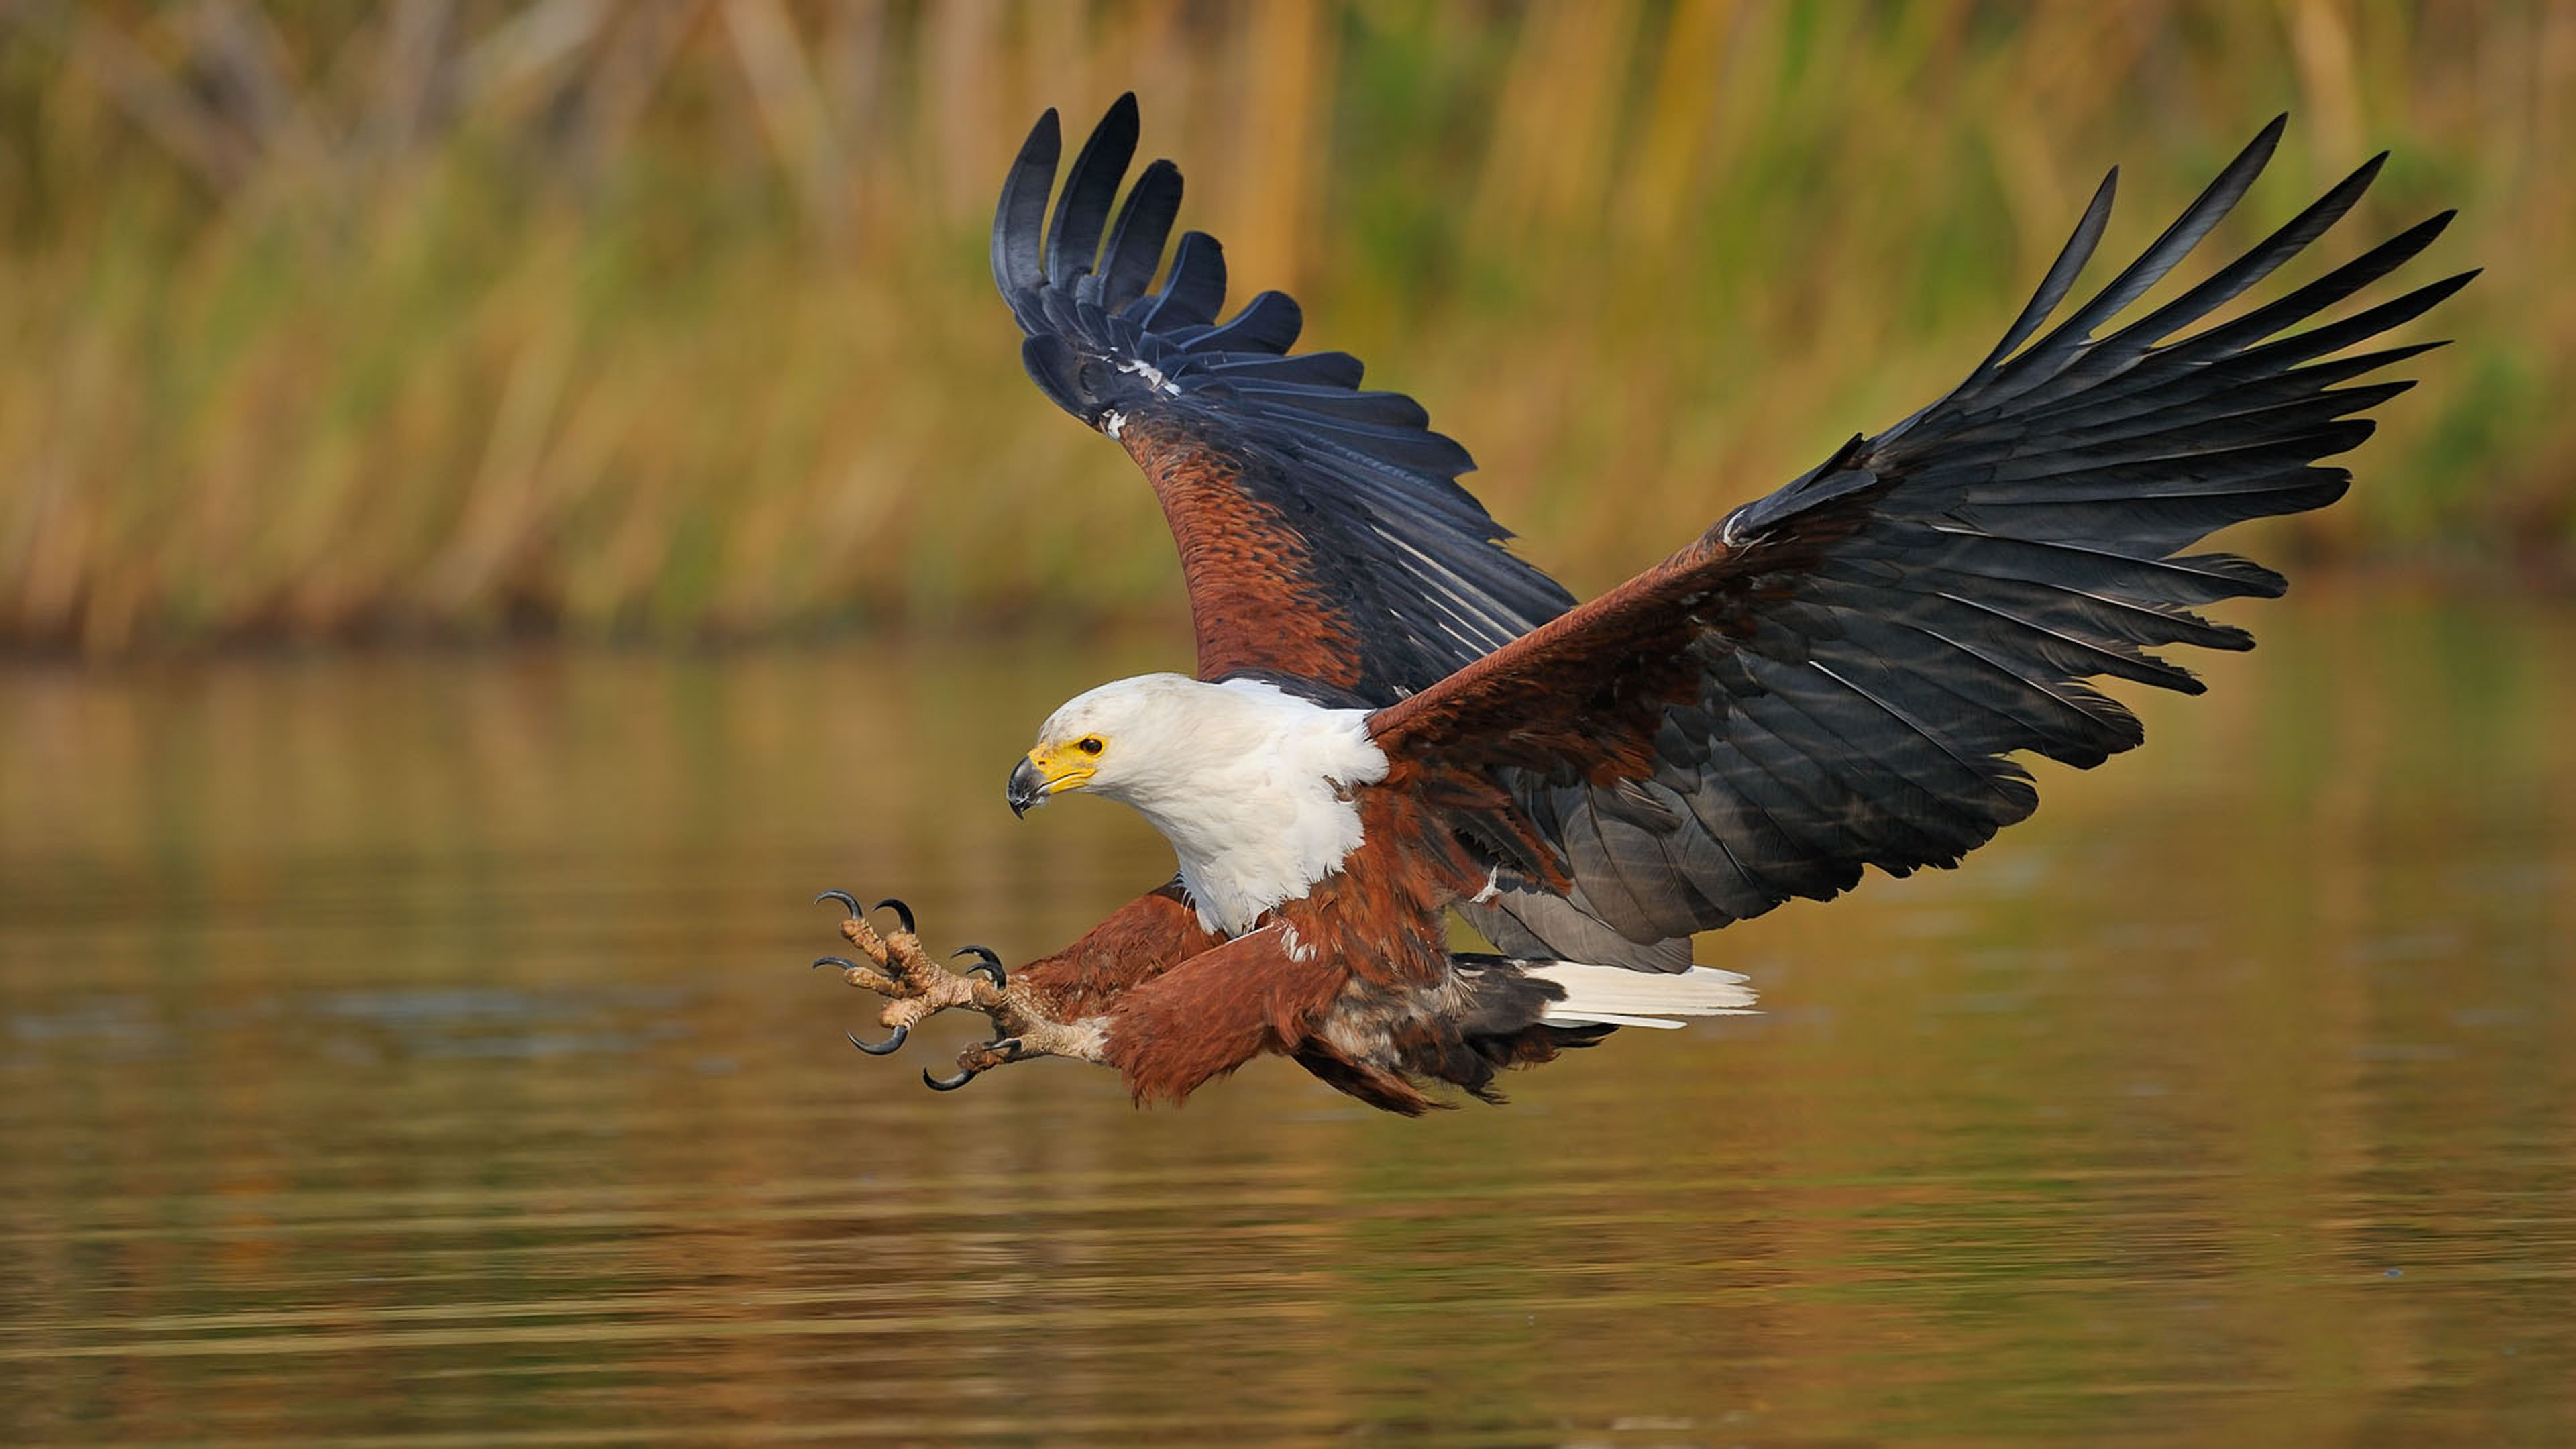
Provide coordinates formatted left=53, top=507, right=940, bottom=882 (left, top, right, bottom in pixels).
left=815, top=890, right=862, bottom=919
left=953, top=945, right=1007, bottom=987
left=812, top=955, right=859, bottom=971
left=847, top=1022, right=910, bottom=1056
left=922, top=1064, right=979, bottom=1092
left=872, top=897, right=917, bottom=934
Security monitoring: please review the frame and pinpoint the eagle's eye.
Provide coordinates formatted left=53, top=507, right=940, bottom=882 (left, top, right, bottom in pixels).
left=1077, top=736, right=1105, bottom=756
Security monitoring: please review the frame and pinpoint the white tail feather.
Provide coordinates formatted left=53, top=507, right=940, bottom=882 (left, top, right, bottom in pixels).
left=1526, top=962, right=1759, bottom=1028
left=1540, top=1010, right=1690, bottom=1030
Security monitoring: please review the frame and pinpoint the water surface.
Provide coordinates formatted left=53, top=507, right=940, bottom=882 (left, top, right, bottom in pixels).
left=3, top=591, right=2571, bottom=1444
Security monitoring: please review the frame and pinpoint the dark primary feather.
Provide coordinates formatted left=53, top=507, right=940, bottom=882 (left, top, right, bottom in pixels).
left=1373, top=120, right=2468, bottom=949
left=1096, top=158, right=1183, bottom=310
left=1045, top=94, right=1137, bottom=293
left=992, top=95, right=1578, bottom=707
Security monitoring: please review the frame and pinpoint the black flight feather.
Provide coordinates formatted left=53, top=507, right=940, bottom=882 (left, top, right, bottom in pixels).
left=1375, top=115, right=2463, bottom=951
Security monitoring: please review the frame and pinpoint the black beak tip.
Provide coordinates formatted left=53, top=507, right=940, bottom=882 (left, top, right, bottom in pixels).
left=1006, top=757, right=1044, bottom=818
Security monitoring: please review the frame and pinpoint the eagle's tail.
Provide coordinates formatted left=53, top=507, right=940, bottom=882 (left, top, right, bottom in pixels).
left=1521, top=961, right=1760, bottom=1029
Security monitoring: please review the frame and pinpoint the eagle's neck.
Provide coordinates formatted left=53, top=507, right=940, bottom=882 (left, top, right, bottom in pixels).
left=1105, top=678, right=1390, bottom=936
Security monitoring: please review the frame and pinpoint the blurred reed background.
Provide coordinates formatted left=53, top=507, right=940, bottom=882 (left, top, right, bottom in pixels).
left=0, top=0, right=2563, bottom=656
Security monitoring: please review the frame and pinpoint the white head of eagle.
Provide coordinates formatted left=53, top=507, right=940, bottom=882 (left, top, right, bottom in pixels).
left=1008, top=674, right=1390, bottom=936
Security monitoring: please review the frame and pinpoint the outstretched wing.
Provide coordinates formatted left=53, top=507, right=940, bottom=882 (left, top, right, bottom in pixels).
left=1370, top=118, right=2471, bottom=946
left=994, top=95, right=1575, bottom=702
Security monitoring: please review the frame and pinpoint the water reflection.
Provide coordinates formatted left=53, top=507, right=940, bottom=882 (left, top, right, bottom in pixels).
left=2, top=590, right=2571, bottom=1444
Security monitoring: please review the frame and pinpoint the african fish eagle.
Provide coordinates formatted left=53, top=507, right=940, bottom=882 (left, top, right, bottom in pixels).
left=814, top=94, right=2466, bottom=1115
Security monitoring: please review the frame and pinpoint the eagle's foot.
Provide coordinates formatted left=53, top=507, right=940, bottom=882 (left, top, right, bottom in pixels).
left=812, top=892, right=1085, bottom=1087
left=813, top=892, right=1010, bottom=1044
left=924, top=1016, right=1104, bottom=1092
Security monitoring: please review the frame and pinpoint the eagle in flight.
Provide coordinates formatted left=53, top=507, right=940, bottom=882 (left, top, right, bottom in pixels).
left=816, top=95, right=2465, bottom=1114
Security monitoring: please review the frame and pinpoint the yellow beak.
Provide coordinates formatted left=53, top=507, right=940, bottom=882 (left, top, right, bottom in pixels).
left=1006, top=747, right=1095, bottom=816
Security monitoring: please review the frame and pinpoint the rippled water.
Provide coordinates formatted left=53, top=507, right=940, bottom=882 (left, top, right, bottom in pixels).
left=3, top=592, right=2571, bottom=1445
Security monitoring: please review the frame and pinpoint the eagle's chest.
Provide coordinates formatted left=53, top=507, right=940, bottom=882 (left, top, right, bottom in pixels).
left=1112, top=683, right=1392, bottom=936
left=1166, top=782, right=1369, bottom=937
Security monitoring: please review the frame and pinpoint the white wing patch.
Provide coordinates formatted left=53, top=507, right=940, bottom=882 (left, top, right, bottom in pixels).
left=1116, top=358, right=1183, bottom=396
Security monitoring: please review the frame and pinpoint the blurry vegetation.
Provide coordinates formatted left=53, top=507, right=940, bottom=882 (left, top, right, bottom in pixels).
left=0, top=0, right=2564, bottom=655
